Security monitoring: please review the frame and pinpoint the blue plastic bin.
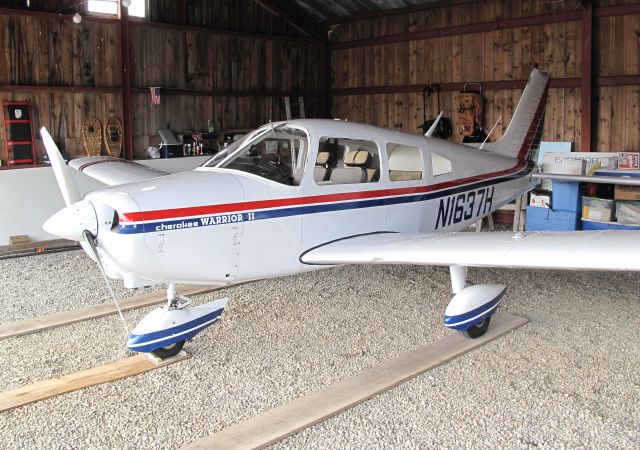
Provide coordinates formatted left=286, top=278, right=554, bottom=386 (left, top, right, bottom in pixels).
left=581, top=219, right=640, bottom=230
left=525, top=206, right=581, bottom=231
left=551, top=181, right=580, bottom=212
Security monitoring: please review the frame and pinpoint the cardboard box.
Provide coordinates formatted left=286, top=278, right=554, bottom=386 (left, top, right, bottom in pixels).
left=582, top=197, right=614, bottom=222
left=614, top=185, right=640, bottom=201
left=618, top=152, right=640, bottom=169
left=525, top=206, right=580, bottom=231
left=529, top=191, right=551, bottom=208
left=541, top=153, right=586, bottom=175
left=541, top=152, right=618, bottom=176
left=615, top=200, right=640, bottom=224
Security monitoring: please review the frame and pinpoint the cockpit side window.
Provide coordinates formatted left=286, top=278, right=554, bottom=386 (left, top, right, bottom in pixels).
left=217, top=126, right=308, bottom=185
left=314, top=137, right=380, bottom=185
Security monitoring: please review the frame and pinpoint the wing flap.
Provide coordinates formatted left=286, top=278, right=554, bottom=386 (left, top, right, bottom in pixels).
left=301, top=231, right=640, bottom=271
left=68, top=157, right=169, bottom=186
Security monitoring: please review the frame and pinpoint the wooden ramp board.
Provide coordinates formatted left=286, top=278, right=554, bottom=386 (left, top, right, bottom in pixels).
left=183, top=312, right=528, bottom=450
left=0, top=351, right=190, bottom=413
left=0, top=285, right=222, bottom=340
left=0, top=238, right=78, bottom=258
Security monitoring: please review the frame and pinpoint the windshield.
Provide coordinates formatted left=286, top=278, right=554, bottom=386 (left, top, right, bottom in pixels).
left=201, top=132, right=258, bottom=168
left=216, top=125, right=309, bottom=185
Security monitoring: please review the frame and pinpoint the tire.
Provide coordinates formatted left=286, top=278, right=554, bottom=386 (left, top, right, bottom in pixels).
left=459, top=317, right=491, bottom=339
left=151, top=340, right=185, bottom=359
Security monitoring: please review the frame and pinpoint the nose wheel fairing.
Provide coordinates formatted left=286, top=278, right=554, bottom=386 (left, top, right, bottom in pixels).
left=127, top=297, right=228, bottom=354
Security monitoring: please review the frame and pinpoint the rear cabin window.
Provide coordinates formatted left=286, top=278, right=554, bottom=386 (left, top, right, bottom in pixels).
left=431, top=152, right=453, bottom=176
left=386, top=143, right=423, bottom=181
left=314, top=137, right=380, bottom=185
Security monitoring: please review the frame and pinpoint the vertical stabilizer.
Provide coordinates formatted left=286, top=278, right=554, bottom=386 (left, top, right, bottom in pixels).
left=486, top=69, right=550, bottom=161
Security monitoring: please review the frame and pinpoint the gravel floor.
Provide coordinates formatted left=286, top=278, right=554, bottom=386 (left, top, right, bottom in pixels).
left=0, top=250, right=161, bottom=323
left=0, top=252, right=639, bottom=449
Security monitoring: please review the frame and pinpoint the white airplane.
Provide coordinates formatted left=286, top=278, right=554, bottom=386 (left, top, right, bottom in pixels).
left=40, top=69, right=640, bottom=358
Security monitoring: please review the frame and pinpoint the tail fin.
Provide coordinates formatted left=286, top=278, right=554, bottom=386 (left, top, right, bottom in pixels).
left=487, top=69, right=550, bottom=161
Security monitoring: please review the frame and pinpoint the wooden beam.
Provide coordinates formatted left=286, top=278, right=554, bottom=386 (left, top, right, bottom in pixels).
left=0, top=7, right=120, bottom=23
left=331, top=77, right=582, bottom=96
left=0, top=352, right=190, bottom=413
left=0, top=7, right=321, bottom=45
left=0, top=238, right=77, bottom=258
left=324, top=42, right=332, bottom=118
left=129, top=18, right=321, bottom=44
left=330, top=75, right=637, bottom=97
left=120, top=6, right=133, bottom=160
left=596, top=3, right=640, bottom=17
left=326, top=0, right=640, bottom=25
left=182, top=312, right=529, bottom=450
left=0, top=85, right=121, bottom=93
left=0, top=285, right=222, bottom=340
left=581, top=1, right=594, bottom=152
left=131, top=88, right=324, bottom=98
left=330, top=11, right=581, bottom=50
left=598, top=75, right=640, bottom=86
left=326, top=0, right=480, bottom=25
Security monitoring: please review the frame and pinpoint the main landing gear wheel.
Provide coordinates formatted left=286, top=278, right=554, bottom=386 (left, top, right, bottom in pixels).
left=460, top=317, right=491, bottom=339
left=151, top=340, right=185, bottom=359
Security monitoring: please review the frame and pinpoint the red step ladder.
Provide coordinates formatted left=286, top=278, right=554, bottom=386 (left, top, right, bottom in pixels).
left=3, top=101, right=35, bottom=166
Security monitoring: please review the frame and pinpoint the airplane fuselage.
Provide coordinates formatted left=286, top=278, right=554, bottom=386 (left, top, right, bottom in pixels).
left=86, top=120, right=536, bottom=288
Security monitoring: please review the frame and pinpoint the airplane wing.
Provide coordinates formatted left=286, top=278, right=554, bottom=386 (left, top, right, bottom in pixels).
left=68, top=156, right=169, bottom=186
left=300, top=231, right=640, bottom=271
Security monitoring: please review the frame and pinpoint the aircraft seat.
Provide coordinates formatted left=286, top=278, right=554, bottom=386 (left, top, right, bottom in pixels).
left=314, top=151, right=331, bottom=182
left=330, top=150, right=368, bottom=184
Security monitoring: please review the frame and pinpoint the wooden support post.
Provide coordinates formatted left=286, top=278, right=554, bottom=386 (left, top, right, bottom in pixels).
left=120, top=5, right=134, bottom=160
left=324, top=41, right=332, bottom=118
left=580, top=1, right=594, bottom=152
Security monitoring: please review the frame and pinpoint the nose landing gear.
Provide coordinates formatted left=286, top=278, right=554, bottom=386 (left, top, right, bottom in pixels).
left=126, top=283, right=228, bottom=358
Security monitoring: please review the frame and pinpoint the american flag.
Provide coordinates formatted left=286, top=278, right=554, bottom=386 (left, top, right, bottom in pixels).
left=149, top=87, right=161, bottom=105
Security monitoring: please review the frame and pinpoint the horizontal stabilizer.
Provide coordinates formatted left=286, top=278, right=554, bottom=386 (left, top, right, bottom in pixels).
left=68, top=156, right=169, bottom=186
left=301, top=231, right=640, bottom=272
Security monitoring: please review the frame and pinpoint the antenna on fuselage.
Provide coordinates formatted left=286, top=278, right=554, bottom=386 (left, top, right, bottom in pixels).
left=424, top=111, right=444, bottom=138
left=478, top=115, right=502, bottom=150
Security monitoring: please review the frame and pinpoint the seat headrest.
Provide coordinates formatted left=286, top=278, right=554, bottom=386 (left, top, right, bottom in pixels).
left=316, top=151, right=330, bottom=166
left=344, top=149, right=372, bottom=168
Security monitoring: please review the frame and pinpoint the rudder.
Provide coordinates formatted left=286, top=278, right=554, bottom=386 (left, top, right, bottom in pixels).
left=485, top=69, right=550, bottom=162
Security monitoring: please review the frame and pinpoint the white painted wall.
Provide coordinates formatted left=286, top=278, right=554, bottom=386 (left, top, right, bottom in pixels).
left=0, top=156, right=209, bottom=245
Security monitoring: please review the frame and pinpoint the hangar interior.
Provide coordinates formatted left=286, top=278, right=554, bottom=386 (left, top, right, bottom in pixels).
left=0, top=0, right=639, bottom=448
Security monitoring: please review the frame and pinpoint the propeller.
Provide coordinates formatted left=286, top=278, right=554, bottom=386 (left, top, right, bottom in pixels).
left=40, top=127, right=81, bottom=206
left=40, top=126, right=129, bottom=335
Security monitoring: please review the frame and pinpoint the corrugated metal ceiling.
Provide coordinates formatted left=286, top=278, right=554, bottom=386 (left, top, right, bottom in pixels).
left=292, top=0, right=438, bottom=22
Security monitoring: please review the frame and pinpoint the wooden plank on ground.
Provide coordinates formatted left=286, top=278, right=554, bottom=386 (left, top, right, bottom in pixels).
left=0, top=285, right=223, bottom=340
left=183, top=311, right=528, bottom=450
left=0, top=351, right=190, bottom=413
left=0, top=238, right=78, bottom=257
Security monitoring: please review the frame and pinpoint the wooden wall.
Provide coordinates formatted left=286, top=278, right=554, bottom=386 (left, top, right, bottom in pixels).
left=0, top=0, right=326, bottom=162
left=329, top=0, right=640, bottom=153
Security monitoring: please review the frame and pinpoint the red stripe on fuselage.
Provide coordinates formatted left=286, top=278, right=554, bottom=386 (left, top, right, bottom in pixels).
left=119, top=160, right=529, bottom=223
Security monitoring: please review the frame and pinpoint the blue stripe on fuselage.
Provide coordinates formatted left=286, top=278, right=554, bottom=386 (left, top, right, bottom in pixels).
left=116, top=164, right=533, bottom=235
